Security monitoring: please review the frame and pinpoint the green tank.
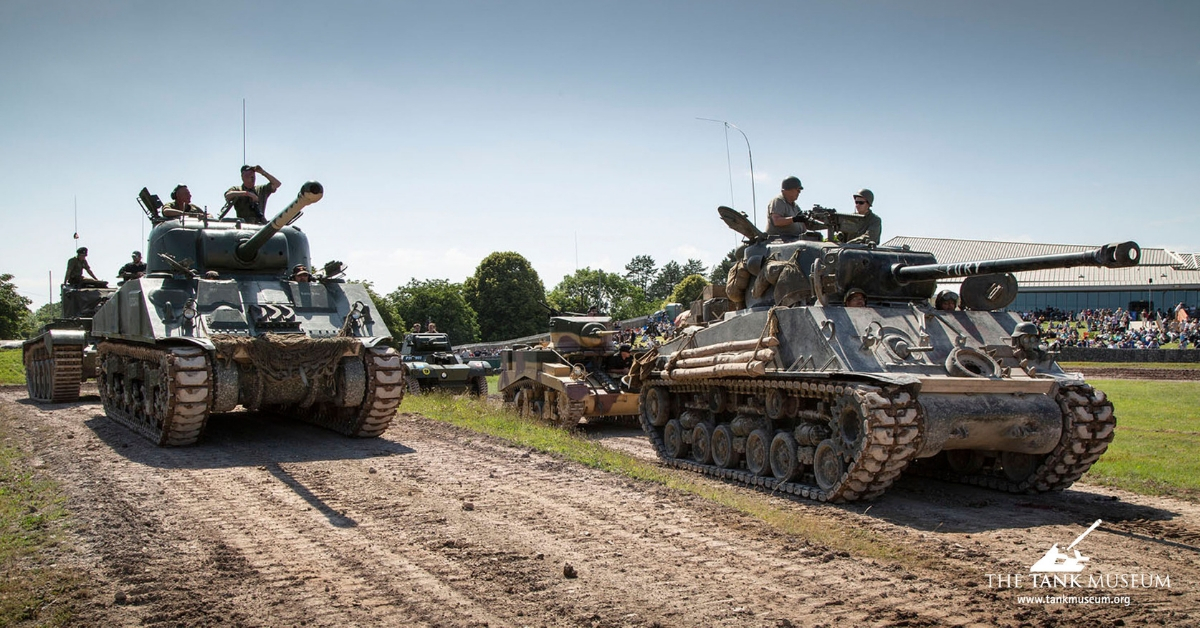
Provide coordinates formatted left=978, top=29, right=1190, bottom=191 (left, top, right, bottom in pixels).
left=23, top=284, right=116, bottom=402
left=498, top=314, right=640, bottom=426
left=400, top=332, right=489, bottom=396
left=81, top=181, right=405, bottom=446
left=629, top=206, right=1140, bottom=502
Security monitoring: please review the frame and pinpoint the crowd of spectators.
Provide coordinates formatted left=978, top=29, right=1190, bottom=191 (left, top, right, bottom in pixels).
left=1020, top=304, right=1200, bottom=350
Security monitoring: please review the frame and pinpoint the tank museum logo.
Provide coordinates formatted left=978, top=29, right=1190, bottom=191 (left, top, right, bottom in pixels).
left=984, top=520, right=1171, bottom=604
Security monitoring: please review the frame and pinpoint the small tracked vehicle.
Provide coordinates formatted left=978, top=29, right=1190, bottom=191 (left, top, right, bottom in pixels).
left=23, top=284, right=115, bottom=402
left=630, top=206, right=1139, bottom=502
left=84, top=182, right=405, bottom=445
left=499, top=314, right=640, bottom=425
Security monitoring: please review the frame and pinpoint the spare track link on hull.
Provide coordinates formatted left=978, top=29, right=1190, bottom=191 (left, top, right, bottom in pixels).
left=913, top=384, right=1116, bottom=493
left=639, top=378, right=923, bottom=503
left=296, top=346, right=405, bottom=437
left=97, top=342, right=213, bottom=446
left=24, top=343, right=84, bottom=403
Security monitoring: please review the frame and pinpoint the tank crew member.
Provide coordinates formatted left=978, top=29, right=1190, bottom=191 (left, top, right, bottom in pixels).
left=161, top=184, right=209, bottom=219
left=411, top=323, right=422, bottom=333
left=606, top=344, right=634, bottom=371
left=118, top=251, right=147, bottom=282
left=65, top=247, right=108, bottom=288
left=290, top=264, right=312, bottom=283
left=224, top=164, right=281, bottom=224
left=839, top=189, right=882, bottom=245
left=766, top=176, right=811, bottom=239
left=426, top=322, right=438, bottom=333
left=935, top=290, right=959, bottom=311
left=844, top=287, right=867, bottom=307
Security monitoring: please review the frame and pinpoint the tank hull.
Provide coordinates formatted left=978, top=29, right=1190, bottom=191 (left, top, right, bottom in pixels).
left=635, top=305, right=1116, bottom=502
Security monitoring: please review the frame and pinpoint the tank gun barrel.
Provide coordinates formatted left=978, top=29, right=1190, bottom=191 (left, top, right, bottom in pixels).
left=236, top=181, right=324, bottom=262
left=892, top=241, right=1140, bottom=284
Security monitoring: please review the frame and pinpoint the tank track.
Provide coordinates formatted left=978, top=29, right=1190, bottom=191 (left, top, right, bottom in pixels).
left=555, top=396, right=586, bottom=427
left=295, top=346, right=406, bottom=437
left=912, top=383, right=1116, bottom=493
left=639, top=378, right=923, bottom=503
left=97, top=342, right=213, bottom=446
left=24, top=342, right=84, bottom=403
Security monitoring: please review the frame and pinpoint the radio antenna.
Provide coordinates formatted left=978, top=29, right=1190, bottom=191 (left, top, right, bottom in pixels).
left=242, top=98, right=247, bottom=164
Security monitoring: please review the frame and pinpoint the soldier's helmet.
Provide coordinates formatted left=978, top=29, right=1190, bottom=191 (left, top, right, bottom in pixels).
left=1012, top=322, right=1040, bottom=337
left=853, top=189, right=875, bottom=206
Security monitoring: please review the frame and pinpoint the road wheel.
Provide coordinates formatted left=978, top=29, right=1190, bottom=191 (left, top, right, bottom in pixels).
left=692, top=422, right=713, bottom=464
left=711, top=424, right=739, bottom=469
left=1000, top=451, right=1040, bottom=482
left=664, top=419, right=688, bottom=459
left=746, top=429, right=771, bottom=476
left=813, top=439, right=844, bottom=491
left=770, top=431, right=800, bottom=481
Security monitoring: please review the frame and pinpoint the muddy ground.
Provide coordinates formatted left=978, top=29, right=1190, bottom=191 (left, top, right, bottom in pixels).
left=3, top=385, right=1198, bottom=627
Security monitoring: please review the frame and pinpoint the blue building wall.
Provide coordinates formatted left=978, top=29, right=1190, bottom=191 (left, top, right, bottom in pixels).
left=1010, top=289, right=1200, bottom=313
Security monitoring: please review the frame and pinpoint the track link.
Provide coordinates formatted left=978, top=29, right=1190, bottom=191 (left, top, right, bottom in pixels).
left=296, top=346, right=406, bottom=437
left=913, top=383, right=1116, bottom=493
left=639, top=378, right=923, bottom=503
left=97, top=342, right=213, bottom=446
left=24, top=342, right=84, bottom=403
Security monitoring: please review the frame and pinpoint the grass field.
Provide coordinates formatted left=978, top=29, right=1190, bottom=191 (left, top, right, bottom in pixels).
left=0, top=349, right=23, bottom=385
left=0, top=408, right=84, bottom=625
left=1085, top=378, right=1200, bottom=499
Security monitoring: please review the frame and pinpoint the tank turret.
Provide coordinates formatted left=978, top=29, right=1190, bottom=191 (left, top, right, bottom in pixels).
left=718, top=206, right=1140, bottom=311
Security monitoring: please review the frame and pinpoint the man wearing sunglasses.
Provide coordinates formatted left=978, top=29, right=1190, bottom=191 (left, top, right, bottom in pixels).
left=840, top=188, right=882, bottom=245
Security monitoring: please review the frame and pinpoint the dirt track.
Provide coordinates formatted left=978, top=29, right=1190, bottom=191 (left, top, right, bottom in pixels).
left=3, top=386, right=1199, bottom=627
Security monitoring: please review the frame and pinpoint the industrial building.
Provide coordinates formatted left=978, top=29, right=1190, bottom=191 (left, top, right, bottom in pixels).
left=883, top=237, right=1200, bottom=314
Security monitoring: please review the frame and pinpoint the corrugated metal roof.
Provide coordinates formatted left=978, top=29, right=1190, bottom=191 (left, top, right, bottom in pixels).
left=882, top=236, right=1200, bottom=290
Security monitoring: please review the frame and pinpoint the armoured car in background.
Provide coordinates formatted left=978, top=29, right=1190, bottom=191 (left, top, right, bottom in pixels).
left=400, top=332, right=490, bottom=396
left=628, top=205, right=1139, bottom=502
left=499, top=314, right=640, bottom=426
left=30, top=181, right=407, bottom=446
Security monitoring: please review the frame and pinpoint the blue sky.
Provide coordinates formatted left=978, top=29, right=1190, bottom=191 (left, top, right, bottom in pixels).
left=2, top=0, right=1197, bottom=309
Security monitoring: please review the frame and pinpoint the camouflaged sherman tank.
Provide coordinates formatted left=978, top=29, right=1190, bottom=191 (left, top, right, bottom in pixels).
left=400, top=332, right=489, bottom=396
left=87, top=181, right=405, bottom=446
left=24, top=283, right=116, bottom=402
left=629, top=206, right=1139, bottom=502
left=499, top=314, right=639, bottom=426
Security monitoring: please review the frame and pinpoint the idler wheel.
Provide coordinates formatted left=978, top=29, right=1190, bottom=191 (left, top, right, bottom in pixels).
left=746, top=429, right=772, bottom=476
left=770, top=431, right=800, bottom=481
left=711, top=424, right=740, bottom=469
left=692, top=423, right=714, bottom=464
left=945, top=347, right=1001, bottom=378
left=1000, top=451, right=1041, bottom=482
left=813, top=439, right=845, bottom=491
left=664, top=419, right=689, bottom=459
left=945, top=449, right=987, bottom=474
left=643, top=386, right=672, bottom=427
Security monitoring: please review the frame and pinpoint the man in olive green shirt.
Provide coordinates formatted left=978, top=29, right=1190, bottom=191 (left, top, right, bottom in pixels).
left=766, top=176, right=812, bottom=239
left=841, top=188, right=882, bottom=245
left=65, top=247, right=108, bottom=288
left=224, top=164, right=281, bottom=224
